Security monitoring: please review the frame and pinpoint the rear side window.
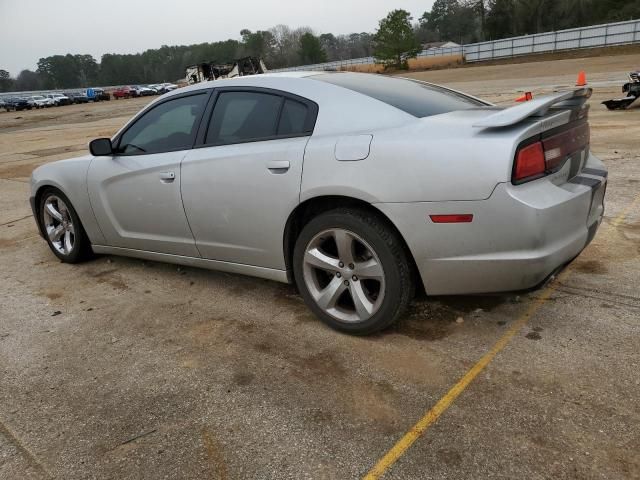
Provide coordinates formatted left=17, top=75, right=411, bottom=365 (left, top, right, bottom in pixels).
left=206, top=91, right=282, bottom=145
left=313, top=72, right=486, bottom=118
left=278, top=99, right=308, bottom=135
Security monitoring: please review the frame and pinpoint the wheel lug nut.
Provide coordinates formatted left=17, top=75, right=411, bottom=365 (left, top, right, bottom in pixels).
left=338, top=262, right=344, bottom=268
left=348, top=263, right=354, bottom=269
left=344, top=280, right=349, bottom=286
left=336, top=272, right=341, bottom=278
left=352, top=275, right=358, bottom=281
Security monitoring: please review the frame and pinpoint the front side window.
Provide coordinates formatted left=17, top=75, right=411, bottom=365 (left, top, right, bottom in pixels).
left=205, top=91, right=283, bottom=145
left=117, top=93, right=206, bottom=155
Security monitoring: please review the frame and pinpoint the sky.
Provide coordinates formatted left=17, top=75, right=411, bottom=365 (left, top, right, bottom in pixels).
left=0, top=0, right=435, bottom=77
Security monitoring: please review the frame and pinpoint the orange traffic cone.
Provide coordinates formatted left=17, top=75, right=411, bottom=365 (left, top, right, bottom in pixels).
left=515, top=92, right=533, bottom=102
left=576, top=71, right=587, bottom=86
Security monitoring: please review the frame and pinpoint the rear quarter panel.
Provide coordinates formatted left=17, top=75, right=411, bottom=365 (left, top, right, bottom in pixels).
left=301, top=110, right=516, bottom=203
left=301, top=108, right=577, bottom=204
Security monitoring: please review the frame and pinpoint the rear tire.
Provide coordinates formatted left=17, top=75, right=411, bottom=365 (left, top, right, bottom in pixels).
left=293, top=208, right=413, bottom=335
left=39, top=188, right=93, bottom=263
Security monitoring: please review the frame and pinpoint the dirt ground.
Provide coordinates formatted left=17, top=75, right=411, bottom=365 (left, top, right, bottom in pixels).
left=1, top=52, right=639, bottom=480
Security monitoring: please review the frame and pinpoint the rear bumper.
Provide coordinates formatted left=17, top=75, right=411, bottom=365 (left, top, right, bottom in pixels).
left=377, top=153, right=607, bottom=295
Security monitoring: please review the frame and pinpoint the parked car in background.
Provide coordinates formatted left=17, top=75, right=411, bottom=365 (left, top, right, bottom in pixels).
left=112, top=86, right=136, bottom=99
left=46, top=93, right=72, bottom=106
left=29, top=95, right=53, bottom=108
left=88, top=88, right=110, bottom=101
left=6, top=97, right=32, bottom=111
left=86, top=88, right=110, bottom=102
left=155, top=83, right=179, bottom=95
left=0, top=98, right=6, bottom=111
left=135, top=85, right=156, bottom=97
left=67, top=92, right=89, bottom=104
left=6, top=97, right=15, bottom=110
left=128, top=86, right=139, bottom=97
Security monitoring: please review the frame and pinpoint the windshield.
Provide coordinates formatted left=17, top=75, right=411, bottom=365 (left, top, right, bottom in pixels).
left=313, top=72, right=487, bottom=118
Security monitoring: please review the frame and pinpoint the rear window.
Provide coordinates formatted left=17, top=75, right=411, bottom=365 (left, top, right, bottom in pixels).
left=313, top=72, right=486, bottom=118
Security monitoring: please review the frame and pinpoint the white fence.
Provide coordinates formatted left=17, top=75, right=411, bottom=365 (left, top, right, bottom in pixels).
left=466, top=19, right=640, bottom=61
left=272, top=19, right=640, bottom=72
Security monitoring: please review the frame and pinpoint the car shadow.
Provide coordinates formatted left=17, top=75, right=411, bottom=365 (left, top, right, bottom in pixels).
left=391, top=294, right=511, bottom=341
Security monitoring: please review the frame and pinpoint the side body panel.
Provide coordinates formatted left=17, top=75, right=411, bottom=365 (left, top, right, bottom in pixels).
left=87, top=152, right=199, bottom=256
left=91, top=245, right=289, bottom=283
left=181, top=137, right=308, bottom=270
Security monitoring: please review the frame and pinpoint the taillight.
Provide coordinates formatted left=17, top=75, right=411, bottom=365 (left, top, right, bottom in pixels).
left=513, top=141, right=545, bottom=183
left=512, top=122, right=590, bottom=184
left=542, top=123, right=590, bottom=171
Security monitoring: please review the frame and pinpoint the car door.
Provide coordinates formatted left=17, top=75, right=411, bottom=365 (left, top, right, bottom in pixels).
left=181, top=88, right=318, bottom=270
left=87, top=90, right=210, bottom=256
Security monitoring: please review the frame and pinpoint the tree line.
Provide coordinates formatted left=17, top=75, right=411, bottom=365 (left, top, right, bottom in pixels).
left=1, top=0, right=638, bottom=92
left=418, top=0, right=640, bottom=45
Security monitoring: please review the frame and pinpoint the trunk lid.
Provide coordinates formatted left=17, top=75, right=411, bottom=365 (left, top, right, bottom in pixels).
left=472, top=88, right=591, bottom=128
left=472, top=88, right=592, bottom=185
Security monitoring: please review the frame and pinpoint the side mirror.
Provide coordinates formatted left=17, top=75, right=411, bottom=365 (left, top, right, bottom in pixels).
left=89, top=138, right=113, bottom=156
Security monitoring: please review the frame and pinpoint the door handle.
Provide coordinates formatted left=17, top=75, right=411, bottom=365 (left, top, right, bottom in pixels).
left=266, top=160, right=290, bottom=174
left=159, top=171, right=175, bottom=183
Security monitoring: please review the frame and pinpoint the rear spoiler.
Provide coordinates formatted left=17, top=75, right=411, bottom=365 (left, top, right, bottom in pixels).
left=473, top=87, right=592, bottom=128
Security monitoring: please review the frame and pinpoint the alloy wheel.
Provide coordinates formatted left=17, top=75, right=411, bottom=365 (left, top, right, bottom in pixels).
left=43, top=195, right=75, bottom=255
left=302, top=228, right=385, bottom=323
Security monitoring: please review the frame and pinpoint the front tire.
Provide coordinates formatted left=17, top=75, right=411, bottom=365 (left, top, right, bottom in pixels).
left=39, top=189, right=93, bottom=263
left=293, top=208, right=413, bottom=335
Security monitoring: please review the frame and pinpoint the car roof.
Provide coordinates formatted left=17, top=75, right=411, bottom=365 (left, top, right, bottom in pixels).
left=173, top=71, right=322, bottom=95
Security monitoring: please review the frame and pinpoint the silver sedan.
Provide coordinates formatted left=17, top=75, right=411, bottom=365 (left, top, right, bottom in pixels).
left=30, top=72, right=607, bottom=334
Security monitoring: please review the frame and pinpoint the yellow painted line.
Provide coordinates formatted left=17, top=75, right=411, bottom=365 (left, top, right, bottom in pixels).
left=201, top=427, right=229, bottom=480
left=612, top=193, right=640, bottom=227
left=363, top=194, right=639, bottom=480
left=363, top=281, right=562, bottom=480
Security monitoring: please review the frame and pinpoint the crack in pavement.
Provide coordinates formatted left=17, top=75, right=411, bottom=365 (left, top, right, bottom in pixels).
left=0, top=215, right=32, bottom=227
left=0, top=415, right=52, bottom=479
